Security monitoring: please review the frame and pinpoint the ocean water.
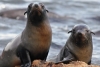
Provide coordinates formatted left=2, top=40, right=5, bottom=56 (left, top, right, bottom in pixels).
left=0, top=0, right=100, bottom=65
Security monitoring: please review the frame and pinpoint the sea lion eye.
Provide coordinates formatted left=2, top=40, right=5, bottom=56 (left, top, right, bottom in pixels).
left=86, top=30, right=95, bottom=35
left=40, top=3, right=44, bottom=8
left=28, top=3, right=33, bottom=12
left=28, top=3, right=32, bottom=10
left=24, top=3, right=32, bottom=15
left=68, top=29, right=76, bottom=33
left=86, top=30, right=89, bottom=32
left=72, top=29, right=76, bottom=33
left=41, top=5, right=44, bottom=8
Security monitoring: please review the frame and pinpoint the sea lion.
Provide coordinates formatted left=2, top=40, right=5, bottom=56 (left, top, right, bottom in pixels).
left=56, top=24, right=94, bottom=65
left=0, top=2, right=52, bottom=67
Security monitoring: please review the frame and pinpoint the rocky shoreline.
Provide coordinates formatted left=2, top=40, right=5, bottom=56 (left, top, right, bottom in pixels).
left=15, top=60, right=100, bottom=67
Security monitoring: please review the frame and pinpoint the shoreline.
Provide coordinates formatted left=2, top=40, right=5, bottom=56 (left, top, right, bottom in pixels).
left=15, top=60, right=100, bottom=67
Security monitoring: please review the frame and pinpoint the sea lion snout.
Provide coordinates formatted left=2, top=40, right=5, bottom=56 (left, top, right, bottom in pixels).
left=29, top=2, right=47, bottom=13
left=75, top=30, right=86, bottom=40
left=31, top=3, right=42, bottom=11
left=34, top=4, right=39, bottom=8
left=76, top=31, right=84, bottom=37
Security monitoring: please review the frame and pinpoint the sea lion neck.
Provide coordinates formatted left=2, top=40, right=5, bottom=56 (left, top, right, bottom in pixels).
left=23, top=19, right=51, bottom=37
left=26, top=17, right=48, bottom=28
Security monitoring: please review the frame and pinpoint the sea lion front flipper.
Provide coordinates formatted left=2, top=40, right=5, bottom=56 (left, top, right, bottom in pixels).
left=88, top=60, right=91, bottom=65
left=55, top=58, right=73, bottom=64
left=56, top=48, right=75, bottom=64
left=17, top=46, right=31, bottom=67
left=20, top=51, right=31, bottom=67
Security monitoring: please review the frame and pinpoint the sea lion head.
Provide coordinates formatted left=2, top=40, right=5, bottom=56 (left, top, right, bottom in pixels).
left=24, top=2, right=49, bottom=24
left=68, top=24, right=94, bottom=47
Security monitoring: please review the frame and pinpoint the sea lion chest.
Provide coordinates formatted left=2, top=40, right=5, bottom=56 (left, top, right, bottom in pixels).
left=22, top=24, right=52, bottom=55
left=67, top=42, right=92, bottom=63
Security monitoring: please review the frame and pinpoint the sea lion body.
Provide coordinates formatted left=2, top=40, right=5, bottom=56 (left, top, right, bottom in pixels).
left=56, top=24, right=93, bottom=64
left=0, top=2, right=52, bottom=67
left=0, top=34, right=21, bottom=66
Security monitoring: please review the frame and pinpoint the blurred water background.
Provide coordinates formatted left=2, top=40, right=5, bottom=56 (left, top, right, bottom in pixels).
left=0, top=0, right=100, bottom=65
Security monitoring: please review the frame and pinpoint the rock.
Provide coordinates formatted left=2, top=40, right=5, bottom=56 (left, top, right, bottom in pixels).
left=15, top=60, right=100, bottom=67
left=90, top=16, right=100, bottom=21
left=0, top=8, right=72, bottom=23
left=0, top=9, right=26, bottom=20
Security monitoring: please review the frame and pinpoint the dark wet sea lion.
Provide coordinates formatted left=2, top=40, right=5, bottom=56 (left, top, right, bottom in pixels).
left=56, top=24, right=94, bottom=65
left=0, top=2, right=52, bottom=67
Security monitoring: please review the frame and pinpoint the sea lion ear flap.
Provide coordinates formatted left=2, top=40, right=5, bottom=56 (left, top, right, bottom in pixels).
left=24, top=11, right=27, bottom=15
left=68, top=30, right=72, bottom=34
left=91, top=31, right=95, bottom=35
left=46, top=10, right=49, bottom=13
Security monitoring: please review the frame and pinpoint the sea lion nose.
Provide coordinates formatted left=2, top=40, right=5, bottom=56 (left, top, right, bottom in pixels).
left=78, top=32, right=82, bottom=36
left=34, top=4, right=38, bottom=8
left=77, top=31, right=83, bottom=37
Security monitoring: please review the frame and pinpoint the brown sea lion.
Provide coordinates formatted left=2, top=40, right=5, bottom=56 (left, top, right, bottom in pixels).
left=56, top=24, right=94, bottom=65
left=0, top=2, right=52, bottom=67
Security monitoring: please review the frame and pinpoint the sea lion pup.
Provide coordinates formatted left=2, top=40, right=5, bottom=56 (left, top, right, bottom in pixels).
left=56, top=24, right=94, bottom=65
left=0, top=2, right=52, bottom=67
